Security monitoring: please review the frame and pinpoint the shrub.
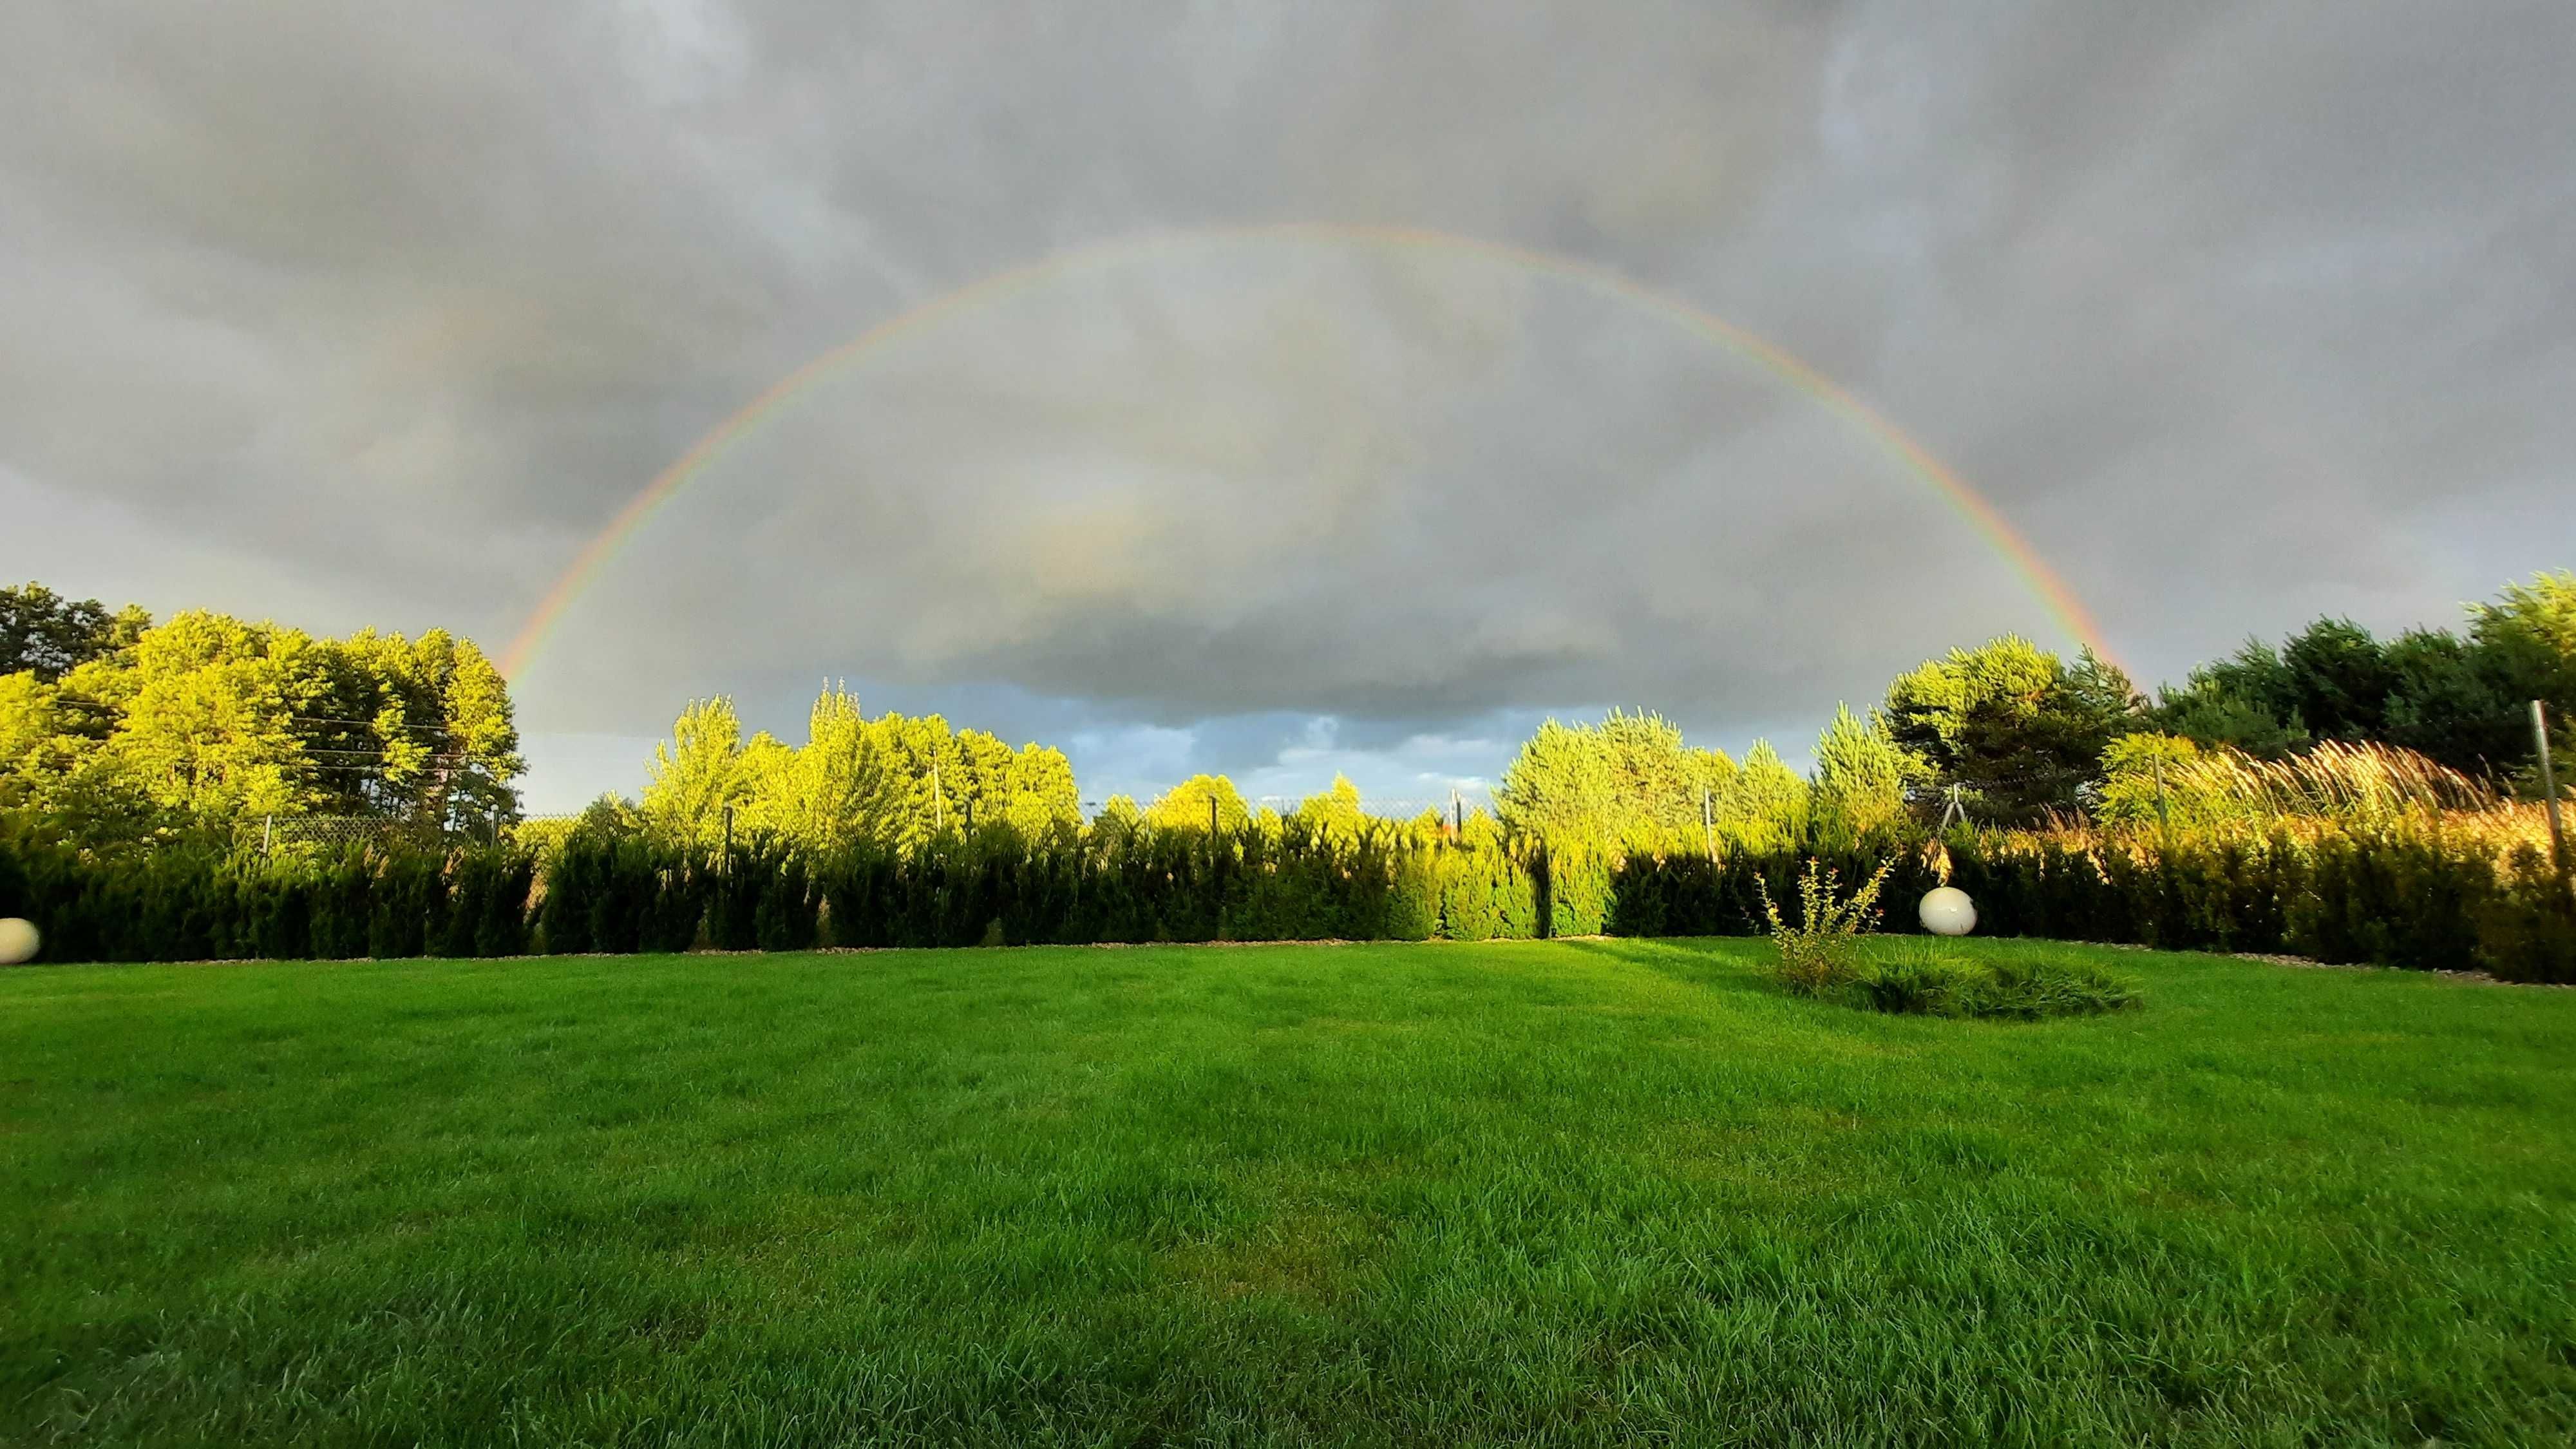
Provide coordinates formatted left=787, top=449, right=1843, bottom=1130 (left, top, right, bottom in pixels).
left=1757, top=857, right=1893, bottom=996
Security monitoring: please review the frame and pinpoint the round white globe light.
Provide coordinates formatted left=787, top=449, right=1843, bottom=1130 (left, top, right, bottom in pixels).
left=1918, top=887, right=1976, bottom=938
left=0, top=917, right=39, bottom=965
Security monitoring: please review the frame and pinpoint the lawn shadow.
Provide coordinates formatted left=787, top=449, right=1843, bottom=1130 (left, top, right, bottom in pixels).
left=1548, top=935, right=1781, bottom=998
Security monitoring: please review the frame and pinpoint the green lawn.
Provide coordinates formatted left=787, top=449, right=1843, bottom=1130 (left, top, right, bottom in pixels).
left=5, top=939, right=2573, bottom=1447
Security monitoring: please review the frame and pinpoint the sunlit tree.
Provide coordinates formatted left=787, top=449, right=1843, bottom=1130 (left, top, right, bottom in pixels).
left=1494, top=709, right=1735, bottom=851
left=1809, top=703, right=1922, bottom=846
left=1884, top=638, right=2143, bottom=825
left=1146, top=773, right=1249, bottom=832
left=1, top=597, right=522, bottom=841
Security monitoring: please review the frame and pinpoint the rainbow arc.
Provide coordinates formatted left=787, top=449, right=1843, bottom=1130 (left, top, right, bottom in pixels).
left=501, top=222, right=2112, bottom=680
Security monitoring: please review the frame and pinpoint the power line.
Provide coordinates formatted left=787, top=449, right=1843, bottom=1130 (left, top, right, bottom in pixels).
left=285, top=715, right=455, bottom=734
left=297, top=748, right=476, bottom=761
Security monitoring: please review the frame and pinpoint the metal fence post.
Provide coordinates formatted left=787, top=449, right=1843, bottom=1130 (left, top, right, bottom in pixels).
left=2536, top=699, right=2567, bottom=885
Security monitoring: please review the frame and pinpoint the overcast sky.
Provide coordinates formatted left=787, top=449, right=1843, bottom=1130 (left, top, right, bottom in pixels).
left=5, top=1, right=2570, bottom=811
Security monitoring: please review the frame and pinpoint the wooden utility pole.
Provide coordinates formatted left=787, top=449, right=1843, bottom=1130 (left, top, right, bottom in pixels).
left=1701, top=786, right=1716, bottom=864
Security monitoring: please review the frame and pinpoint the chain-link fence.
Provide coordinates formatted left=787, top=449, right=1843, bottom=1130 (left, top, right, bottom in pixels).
left=1077, top=791, right=1496, bottom=822
left=240, top=813, right=539, bottom=856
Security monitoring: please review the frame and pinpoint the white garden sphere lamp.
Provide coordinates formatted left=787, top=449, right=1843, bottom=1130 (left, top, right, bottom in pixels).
left=0, top=917, right=39, bottom=965
left=1918, top=887, right=1976, bottom=938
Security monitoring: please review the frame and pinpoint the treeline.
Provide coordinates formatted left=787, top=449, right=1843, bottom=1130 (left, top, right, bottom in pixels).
left=1866, top=572, right=2574, bottom=828
left=8, top=572, right=2568, bottom=858
left=614, top=689, right=1080, bottom=856
left=6, top=811, right=2566, bottom=980
left=0, top=584, right=520, bottom=842
left=2154, top=574, right=2575, bottom=774
left=4, top=573, right=2570, bottom=978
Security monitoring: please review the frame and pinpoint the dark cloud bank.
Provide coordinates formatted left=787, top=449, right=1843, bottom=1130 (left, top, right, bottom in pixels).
left=4, top=1, right=2570, bottom=808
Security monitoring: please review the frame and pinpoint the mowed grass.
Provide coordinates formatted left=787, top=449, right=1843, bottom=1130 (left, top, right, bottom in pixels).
left=5, top=939, right=2573, bottom=1448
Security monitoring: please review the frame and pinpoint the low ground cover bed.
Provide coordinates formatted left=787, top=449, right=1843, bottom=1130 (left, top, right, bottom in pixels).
left=5, top=938, right=2573, bottom=1446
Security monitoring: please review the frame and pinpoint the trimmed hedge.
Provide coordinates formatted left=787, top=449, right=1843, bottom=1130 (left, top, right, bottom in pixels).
left=3, top=822, right=2568, bottom=980
left=0, top=840, right=533, bottom=965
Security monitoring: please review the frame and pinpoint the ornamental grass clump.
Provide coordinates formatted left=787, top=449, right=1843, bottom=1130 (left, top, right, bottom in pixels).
left=1959, top=958, right=2141, bottom=1019
left=1854, top=938, right=2140, bottom=1021
left=1859, top=938, right=1975, bottom=1015
left=1757, top=857, right=1893, bottom=996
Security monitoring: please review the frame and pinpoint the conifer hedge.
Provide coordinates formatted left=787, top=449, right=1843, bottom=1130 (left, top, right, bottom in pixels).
left=2, top=820, right=2567, bottom=981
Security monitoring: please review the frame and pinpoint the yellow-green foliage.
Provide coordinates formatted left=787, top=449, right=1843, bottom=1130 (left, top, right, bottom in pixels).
left=1757, top=857, right=1893, bottom=995
left=638, top=686, right=1081, bottom=856
left=1494, top=708, right=1821, bottom=858
left=2097, top=735, right=2506, bottom=832
left=1810, top=703, right=1924, bottom=847
left=1144, top=774, right=1252, bottom=833
left=0, top=607, right=520, bottom=840
left=1884, top=636, right=2142, bottom=824
left=2150, top=571, right=2576, bottom=776
left=1495, top=710, right=1733, bottom=851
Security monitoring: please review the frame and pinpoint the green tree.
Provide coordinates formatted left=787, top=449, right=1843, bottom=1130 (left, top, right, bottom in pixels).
left=1884, top=638, right=2143, bottom=826
left=1002, top=741, right=1082, bottom=839
left=2468, top=571, right=2576, bottom=786
left=1810, top=703, right=1924, bottom=846
left=2153, top=665, right=2309, bottom=759
left=2092, top=732, right=2208, bottom=830
left=1291, top=775, right=1369, bottom=846
left=2278, top=618, right=2398, bottom=741
left=1717, top=741, right=1809, bottom=855
left=1, top=601, right=523, bottom=842
left=2378, top=629, right=2523, bottom=771
left=2154, top=574, right=2576, bottom=775
left=0, top=582, right=149, bottom=681
left=1090, top=794, right=1144, bottom=844
left=1494, top=710, right=1735, bottom=850
left=642, top=698, right=753, bottom=849
left=642, top=688, right=1084, bottom=854
left=0, top=672, right=78, bottom=812
left=1146, top=774, right=1249, bottom=832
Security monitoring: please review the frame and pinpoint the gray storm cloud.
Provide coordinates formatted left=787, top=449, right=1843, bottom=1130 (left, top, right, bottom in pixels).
left=4, top=0, right=2571, bottom=798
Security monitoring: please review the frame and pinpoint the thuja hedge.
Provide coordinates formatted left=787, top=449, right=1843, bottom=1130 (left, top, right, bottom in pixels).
left=2, top=824, right=2568, bottom=980
left=0, top=840, right=537, bottom=965
left=1953, top=829, right=2576, bottom=981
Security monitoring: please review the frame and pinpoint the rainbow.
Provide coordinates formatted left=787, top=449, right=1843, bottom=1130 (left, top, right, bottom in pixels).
left=500, top=221, right=2112, bottom=679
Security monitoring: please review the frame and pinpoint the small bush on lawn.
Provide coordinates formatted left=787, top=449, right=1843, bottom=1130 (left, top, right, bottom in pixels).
left=1758, top=857, right=1894, bottom=996
left=1852, top=939, right=2140, bottom=1020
